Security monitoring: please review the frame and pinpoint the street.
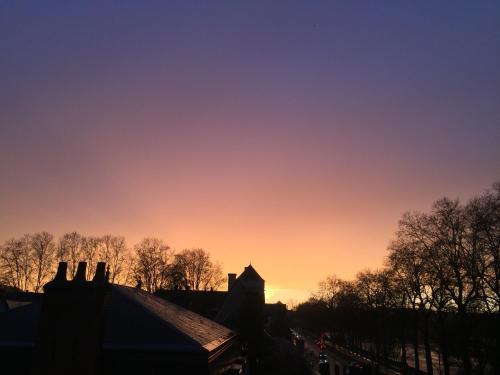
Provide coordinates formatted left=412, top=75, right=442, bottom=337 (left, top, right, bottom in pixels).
left=301, top=335, right=402, bottom=375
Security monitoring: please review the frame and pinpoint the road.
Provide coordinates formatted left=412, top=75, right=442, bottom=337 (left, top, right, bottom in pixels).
left=302, top=335, right=402, bottom=375
left=302, top=335, right=348, bottom=374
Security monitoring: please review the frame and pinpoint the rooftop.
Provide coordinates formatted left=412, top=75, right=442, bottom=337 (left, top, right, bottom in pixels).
left=107, top=285, right=235, bottom=353
left=0, top=284, right=235, bottom=354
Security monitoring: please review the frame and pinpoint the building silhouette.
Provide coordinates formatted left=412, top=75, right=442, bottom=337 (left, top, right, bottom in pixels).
left=0, top=262, right=239, bottom=375
left=0, top=262, right=291, bottom=374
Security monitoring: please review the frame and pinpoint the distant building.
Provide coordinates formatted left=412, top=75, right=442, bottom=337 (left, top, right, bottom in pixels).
left=156, top=265, right=288, bottom=342
left=157, top=265, right=265, bottom=326
left=0, top=262, right=239, bottom=375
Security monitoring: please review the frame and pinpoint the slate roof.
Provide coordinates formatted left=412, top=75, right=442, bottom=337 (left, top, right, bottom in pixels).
left=105, top=285, right=235, bottom=353
left=0, top=285, right=235, bottom=355
left=0, top=291, right=43, bottom=346
left=0, top=301, right=40, bottom=347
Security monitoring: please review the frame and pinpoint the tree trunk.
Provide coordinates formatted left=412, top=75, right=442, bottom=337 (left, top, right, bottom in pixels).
left=459, top=309, right=471, bottom=375
left=382, top=310, right=388, bottom=363
left=401, top=309, right=408, bottom=372
left=493, top=312, right=500, bottom=375
left=437, top=312, right=450, bottom=375
left=399, top=309, right=408, bottom=374
left=422, top=311, right=434, bottom=375
left=372, top=308, right=380, bottom=366
left=375, top=327, right=381, bottom=365
left=413, top=308, right=420, bottom=372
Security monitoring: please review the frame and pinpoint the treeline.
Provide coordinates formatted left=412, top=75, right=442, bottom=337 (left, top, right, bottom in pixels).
left=294, top=182, right=499, bottom=375
left=0, top=233, right=225, bottom=293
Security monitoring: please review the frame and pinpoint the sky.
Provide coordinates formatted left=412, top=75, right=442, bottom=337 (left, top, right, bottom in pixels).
left=1, top=1, right=499, bottom=303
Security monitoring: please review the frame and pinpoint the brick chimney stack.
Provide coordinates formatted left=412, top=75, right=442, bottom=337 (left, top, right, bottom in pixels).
left=228, top=273, right=236, bottom=291
left=33, top=261, right=109, bottom=375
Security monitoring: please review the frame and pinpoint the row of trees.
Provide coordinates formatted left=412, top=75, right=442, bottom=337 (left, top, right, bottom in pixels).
left=295, top=182, right=499, bottom=375
left=0, top=232, right=225, bottom=293
left=132, top=238, right=225, bottom=293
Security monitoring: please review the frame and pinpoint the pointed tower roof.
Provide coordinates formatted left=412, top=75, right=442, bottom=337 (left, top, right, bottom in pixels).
left=237, top=264, right=264, bottom=282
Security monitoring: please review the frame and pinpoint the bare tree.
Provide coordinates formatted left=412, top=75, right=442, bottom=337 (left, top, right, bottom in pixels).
left=81, top=236, right=102, bottom=279
left=0, top=232, right=227, bottom=297
left=162, top=261, right=188, bottom=290
left=133, top=238, right=172, bottom=293
left=392, top=198, right=487, bottom=375
left=467, top=183, right=500, bottom=374
left=57, top=233, right=128, bottom=283
left=101, top=235, right=128, bottom=283
left=172, top=248, right=225, bottom=291
left=294, top=182, right=500, bottom=374
left=422, top=243, right=452, bottom=375
left=430, top=198, right=482, bottom=375
left=122, top=252, right=137, bottom=287
left=0, top=259, right=8, bottom=286
left=205, top=261, right=225, bottom=291
left=389, top=212, right=431, bottom=374
left=356, top=269, right=396, bottom=365
left=57, top=232, right=83, bottom=278
left=99, top=234, right=113, bottom=266
left=30, top=232, right=56, bottom=293
left=0, top=235, right=32, bottom=291
left=472, top=183, right=500, bottom=311
left=314, top=275, right=345, bottom=309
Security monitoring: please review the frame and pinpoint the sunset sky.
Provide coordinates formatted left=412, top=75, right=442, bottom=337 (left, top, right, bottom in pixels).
left=1, top=1, right=499, bottom=303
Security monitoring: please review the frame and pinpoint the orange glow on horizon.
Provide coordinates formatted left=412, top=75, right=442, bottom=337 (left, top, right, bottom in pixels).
left=1, top=2, right=499, bottom=305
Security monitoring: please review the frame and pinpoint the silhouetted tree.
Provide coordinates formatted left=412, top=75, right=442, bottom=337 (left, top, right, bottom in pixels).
left=469, top=183, right=500, bottom=374
left=430, top=198, right=482, bottom=375
left=1, top=232, right=227, bottom=296
left=132, top=238, right=172, bottom=293
left=314, top=275, right=345, bottom=309
left=81, top=236, right=102, bottom=279
left=0, top=235, right=32, bottom=291
left=30, top=232, right=56, bottom=293
left=57, top=232, right=83, bottom=278
left=291, top=181, right=500, bottom=375
left=422, top=242, right=452, bottom=375
left=389, top=212, right=432, bottom=373
left=171, top=248, right=225, bottom=291
left=99, top=235, right=128, bottom=283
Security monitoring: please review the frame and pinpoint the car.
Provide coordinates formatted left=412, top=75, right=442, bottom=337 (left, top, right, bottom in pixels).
left=319, top=351, right=328, bottom=364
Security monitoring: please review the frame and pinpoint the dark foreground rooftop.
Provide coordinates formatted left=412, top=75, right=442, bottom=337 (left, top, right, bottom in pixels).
left=0, top=262, right=239, bottom=375
left=105, top=284, right=235, bottom=353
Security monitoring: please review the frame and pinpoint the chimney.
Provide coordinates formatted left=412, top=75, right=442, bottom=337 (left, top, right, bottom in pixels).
left=54, top=262, right=67, bottom=281
left=228, top=273, right=237, bottom=291
left=74, top=261, right=87, bottom=281
left=93, top=262, right=106, bottom=283
left=33, top=262, right=109, bottom=375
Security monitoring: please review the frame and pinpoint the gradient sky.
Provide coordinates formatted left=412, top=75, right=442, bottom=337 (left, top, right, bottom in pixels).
left=1, top=1, right=499, bottom=303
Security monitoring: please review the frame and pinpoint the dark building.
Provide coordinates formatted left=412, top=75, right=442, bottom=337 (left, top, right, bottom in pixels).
left=157, top=265, right=299, bottom=374
left=0, top=262, right=239, bottom=375
left=154, top=289, right=228, bottom=320
left=156, top=265, right=268, bottom=333
left=156, top=265, right=289, bottom=361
